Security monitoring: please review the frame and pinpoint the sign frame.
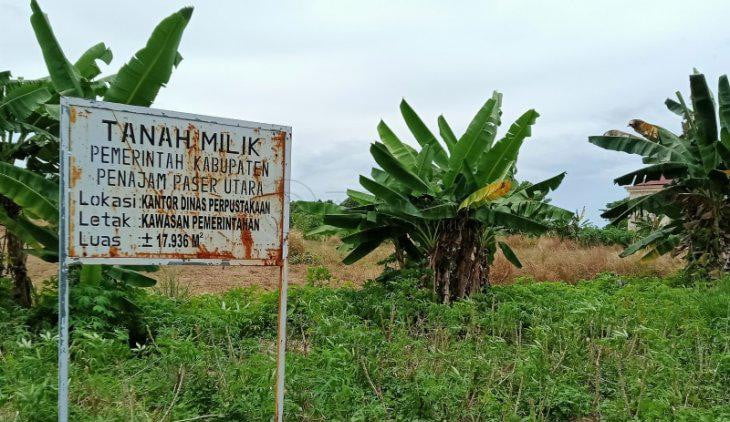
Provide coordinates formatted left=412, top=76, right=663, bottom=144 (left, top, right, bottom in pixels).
left=57, top=97, right=292, bottom=422
left=60, top=97, right=291, bottom=267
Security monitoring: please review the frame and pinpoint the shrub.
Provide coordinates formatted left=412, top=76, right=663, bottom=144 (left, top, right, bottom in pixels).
left=305, top=265, right=332, bottom=286
left=2, top=274, right=729, bottom=420
left=575, top=225, right=636, bottom=247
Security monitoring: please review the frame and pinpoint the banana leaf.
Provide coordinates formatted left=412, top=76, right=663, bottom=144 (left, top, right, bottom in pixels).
left=29, top=0, right=82, bottom=96
left=498, top=241, right=522, bottom=268
left=475, top=109, right=539, bottom=186
left=377, top=120, right=417, bottom=169
left=370, top=142, right=430, bottom=194
left=104, top=7, right=193, bottom=106
left=74, top=42, right=113, bottom=80
left=400, top=99, right=449, bottom=168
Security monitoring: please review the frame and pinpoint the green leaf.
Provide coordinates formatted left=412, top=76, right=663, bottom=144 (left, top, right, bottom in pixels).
left=414, top=144, right=435, bottom=179
left=601, top=187, right=679, bottom=223
left=0, top=162, right=58, bottom=223
left=475, top=109, right=539, bottom=185
left=370, top=142, right=430, bottom=193
left=74, top=42, right=113, bottom=79
left=717, top=75, right=730, bottom=153
left=613, top=163, right=687, bottom=186
left=640, top=235, right=680, bottom=261
left=174, top=51, right=183, bottom=67
left=323, top=213, right=364, bottom=229
left=293, top=201, right=343, bottom=217
left=443, top=96, right=502, bottom=188
left=588, top=135, right=690, bottom=164
left=371, top=167, right=394, bottom=186
left=0, top=82, right=52, bottom=121
left=346, top=189, right=377, bottom=206
left=507, top=199, right=573, bottom=222
left=498, top=241, right=522, bottom=268
left=43, top=103, right=60, bottom=119
left=400, top=99, right=449, bottom=168
left=689, top=73, right=719, bottom=172
left=475, top=208, right=549, bottom=234
left=460, top=92, right=502, bottom=161
left=377, top=120, right=417, bottom=169
left=619, top=228, right=674, bottom=258
left=342, top=239, right=385, bottom=264
left=655, top=126, right=696, bottom=158
left=359, top=175, right=421, bottom=217
left=341, top=226, right=400, bottom=245
left=420, top=203, right=456, bottom=220
left=29, top=0, right=82, bottom=96
left=27, top=248, right=58, bottom=263
left=437, top=115, right=458, bottom=153
left=104, top=7, right=193, bottom=106
left=519, top=172, right=566, bottom=198
left=306, top=225, right=346, bottom=238
left=674, top=91, right=695, bottom=135
left=0, top=206, right=57, bottom=249
left=665, top=98, right=684, bottom=116
left=80, top=265, right=102, bottom=284
left=107, top=266, right=156, bottom=287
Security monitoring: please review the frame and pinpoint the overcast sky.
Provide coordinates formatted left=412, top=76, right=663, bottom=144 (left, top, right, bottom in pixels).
left=2, top=0, right=730, bottom=223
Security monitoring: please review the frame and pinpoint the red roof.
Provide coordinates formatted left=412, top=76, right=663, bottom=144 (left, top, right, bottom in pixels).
left=628, top=175, right=670, bottom=188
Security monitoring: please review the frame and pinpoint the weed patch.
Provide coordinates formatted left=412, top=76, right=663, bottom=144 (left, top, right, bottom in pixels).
left=1, top=275, right=728, bottom=420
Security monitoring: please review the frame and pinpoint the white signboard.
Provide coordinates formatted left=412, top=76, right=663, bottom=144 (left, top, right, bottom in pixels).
left=60, top=97, right=291, bottom=265
left=58, top=97, right=292, bottom=422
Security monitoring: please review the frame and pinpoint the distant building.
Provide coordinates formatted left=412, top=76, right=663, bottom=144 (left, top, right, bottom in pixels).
left=624, top=176, right=670, bottom=230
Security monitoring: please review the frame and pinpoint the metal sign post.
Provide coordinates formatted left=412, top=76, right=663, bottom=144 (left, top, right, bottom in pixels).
left=57, top=104, right=71, bottom=422
left=274, top=245, right=289, bottom=421
left=58, top=97, right=291, bottom=421
left=274, top=125, right=292, bottom=422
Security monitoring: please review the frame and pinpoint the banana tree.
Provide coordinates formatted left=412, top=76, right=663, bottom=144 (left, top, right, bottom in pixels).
left=310, top=93, right=571, bottom=303
left=589, top=71, right=730, bottom=277
left=0, top=1, right=194, bottom=306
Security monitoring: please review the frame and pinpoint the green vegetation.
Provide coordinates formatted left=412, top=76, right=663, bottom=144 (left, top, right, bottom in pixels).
left=1, top=3, right=727, bottom=420
left=548, top=212, right=637, bottom=247
left=289, top=200, right=343, bottom=238
left=0, top=1, right=194, bottom=308
left=590, top=71, right=730, bottom=277
left=304, top=94, right=571, bottom=302
left=1, top=273, right=728, bottom=420
left=571, top=226, right=636, bottom=247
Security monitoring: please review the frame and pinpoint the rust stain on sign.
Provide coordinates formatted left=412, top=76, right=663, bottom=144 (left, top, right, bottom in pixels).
left=62, top=98, right=291, bottom=266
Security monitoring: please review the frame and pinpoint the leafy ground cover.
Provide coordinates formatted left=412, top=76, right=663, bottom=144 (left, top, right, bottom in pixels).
left=1, top=273, right=729, bottom=421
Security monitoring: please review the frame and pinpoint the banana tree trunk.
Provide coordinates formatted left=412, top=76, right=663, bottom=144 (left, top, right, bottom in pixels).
left=2, top=197, right=32, bottom=308
left=429, top=215, right=489, bottom=303
left=681, top=193, right=730, bottom=278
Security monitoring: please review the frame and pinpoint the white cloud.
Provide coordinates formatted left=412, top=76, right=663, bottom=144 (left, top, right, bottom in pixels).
left=2, top=0, right=729, bottom=223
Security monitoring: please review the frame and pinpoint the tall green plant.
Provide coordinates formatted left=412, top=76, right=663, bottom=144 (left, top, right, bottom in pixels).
left=589, top=71, right=730, bottom=277
left=308, top=94, right=571, bottom=303
left=0, top=1, right=194, bottom=307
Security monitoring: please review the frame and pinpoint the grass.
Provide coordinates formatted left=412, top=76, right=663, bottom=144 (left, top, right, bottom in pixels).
left=490, top=236, right=682, bottom=285
left=24, top=232, right=679, bottom=293
left=1, top=273, right=729, bottom=421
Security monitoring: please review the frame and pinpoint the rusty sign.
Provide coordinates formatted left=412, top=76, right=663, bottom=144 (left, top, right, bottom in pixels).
left=60, top=97, right=292, bottom=266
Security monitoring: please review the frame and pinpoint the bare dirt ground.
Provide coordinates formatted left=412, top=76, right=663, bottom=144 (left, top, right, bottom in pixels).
left=26, top=233, right=681, bottom=294
left=27, top=233, right=391, bottom=294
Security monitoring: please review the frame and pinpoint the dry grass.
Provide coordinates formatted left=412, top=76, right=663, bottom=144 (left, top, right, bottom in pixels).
left=490, top=235, right=682, bottom=285
left=296, top=234, right=393, bottom=284
left=25, top=232, right=680, bottom=294
left=25, top=230, right=393, bottom=294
